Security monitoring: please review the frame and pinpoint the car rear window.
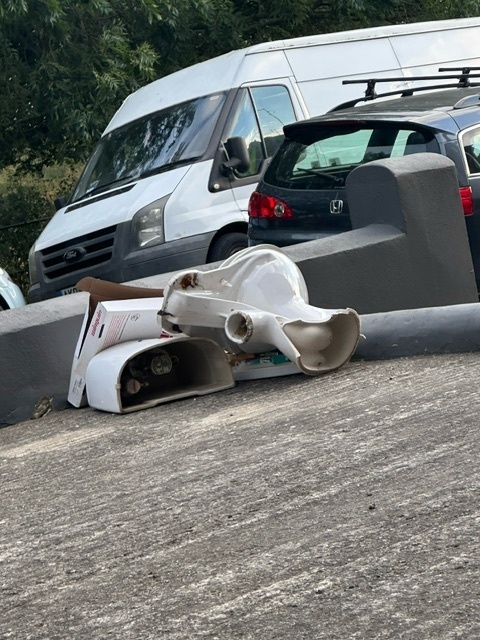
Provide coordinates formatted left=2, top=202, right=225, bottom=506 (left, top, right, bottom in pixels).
left=264, top=124, right=439, bottom=189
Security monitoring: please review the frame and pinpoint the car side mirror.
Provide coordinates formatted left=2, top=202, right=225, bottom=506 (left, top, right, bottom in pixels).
left=54, top=195, right=67, bottom=211
left=222, top=136, right=251, bottom=175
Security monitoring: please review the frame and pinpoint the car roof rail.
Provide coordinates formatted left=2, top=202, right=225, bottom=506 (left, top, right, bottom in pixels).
left=329, top=67, right=480, bottom=112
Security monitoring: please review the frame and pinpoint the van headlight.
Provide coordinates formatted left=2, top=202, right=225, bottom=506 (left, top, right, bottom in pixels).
left=28, top=244, right=38, bottom=285
left=132, top=195, right=170, bottom=250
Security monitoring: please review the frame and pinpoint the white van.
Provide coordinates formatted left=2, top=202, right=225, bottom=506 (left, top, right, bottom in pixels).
left=28, top=17, right=480, bottom=302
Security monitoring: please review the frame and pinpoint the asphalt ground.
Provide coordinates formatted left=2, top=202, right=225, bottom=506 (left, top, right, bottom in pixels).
left=1, top=352, right=479, bottom=639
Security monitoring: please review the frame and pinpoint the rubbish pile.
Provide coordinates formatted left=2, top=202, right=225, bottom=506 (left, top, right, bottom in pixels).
left=68, top=245, right=361, bottom=414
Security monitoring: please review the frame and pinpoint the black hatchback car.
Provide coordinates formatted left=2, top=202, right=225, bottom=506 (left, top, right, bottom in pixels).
left=247, top=71, right=480, bottom=289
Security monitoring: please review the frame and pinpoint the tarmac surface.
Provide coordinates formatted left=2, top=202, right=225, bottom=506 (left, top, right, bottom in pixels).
left=1, top=351, right=479, bottom=639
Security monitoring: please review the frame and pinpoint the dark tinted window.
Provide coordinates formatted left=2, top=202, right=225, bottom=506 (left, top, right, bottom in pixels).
left=264, top=124, right=439, bottom=189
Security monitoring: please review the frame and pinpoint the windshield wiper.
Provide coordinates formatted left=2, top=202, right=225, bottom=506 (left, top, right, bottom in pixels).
left=81, top=156, right=203, bottom=200
left=83, top=174, right=135, bottom=199
left=294, top=167, right=344, bottom=184
left=138, top=156, right=202, bottom=180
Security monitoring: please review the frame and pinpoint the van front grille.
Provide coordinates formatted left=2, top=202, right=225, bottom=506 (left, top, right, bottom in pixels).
left=40, top=225, right=117, bottom=281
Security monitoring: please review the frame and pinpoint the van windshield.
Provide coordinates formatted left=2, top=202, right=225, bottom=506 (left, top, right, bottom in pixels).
left=71, top=92, right=227, bottom=202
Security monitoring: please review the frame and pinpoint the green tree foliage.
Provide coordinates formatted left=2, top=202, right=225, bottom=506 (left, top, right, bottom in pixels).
left=344, top=0, right=480, bottom=25
left=0, top=165, right=79, bottom=293
left=0, top=185, right=52, bottom=294
left=0, top=0, right=160, bottom=170
left=1, top=0, right=480, bottom=172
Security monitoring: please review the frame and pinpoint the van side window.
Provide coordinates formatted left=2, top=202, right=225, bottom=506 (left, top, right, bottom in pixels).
left=462, top=127, right=480, bottom=174
left=224, top=85, right=296, bottom=177
left=225, top=91, right=263, bottom=176
left=251, top=86, right=296, bottom=156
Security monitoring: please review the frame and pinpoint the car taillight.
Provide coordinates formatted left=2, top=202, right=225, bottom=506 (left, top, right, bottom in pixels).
left=248, top=191, right=294, bottom=219
left=460, top=186, right=474, bottom=216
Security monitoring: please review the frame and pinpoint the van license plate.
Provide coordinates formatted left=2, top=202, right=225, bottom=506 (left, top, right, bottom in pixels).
left=57, top=286, right=80, bottom=296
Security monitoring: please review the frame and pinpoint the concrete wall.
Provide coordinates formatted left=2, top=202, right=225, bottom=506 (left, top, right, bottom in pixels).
left=357, top=303, right=480, bottom=360
left=1, top=153, right=478, bottom=426
left=290, top=153, right=477, bottom=312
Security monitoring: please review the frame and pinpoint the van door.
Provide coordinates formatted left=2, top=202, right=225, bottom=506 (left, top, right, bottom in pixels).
left=220, top=82, right=302, bottom=214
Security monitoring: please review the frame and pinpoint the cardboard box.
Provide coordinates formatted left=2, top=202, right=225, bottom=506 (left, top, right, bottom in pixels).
left=68, top=278, right=169, bottom=407
left=76, top=276, right=165, bottom=325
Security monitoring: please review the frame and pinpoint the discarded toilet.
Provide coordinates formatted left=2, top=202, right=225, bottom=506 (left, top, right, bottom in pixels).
left=159, top=245, right=361, bottom=376
left=78, top=245, right=361, bottom=414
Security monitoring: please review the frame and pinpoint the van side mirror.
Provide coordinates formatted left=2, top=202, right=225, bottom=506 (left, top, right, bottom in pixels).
left=54, top=196, right=67, bottom=211
left=222, top=137, right=251, bottom=174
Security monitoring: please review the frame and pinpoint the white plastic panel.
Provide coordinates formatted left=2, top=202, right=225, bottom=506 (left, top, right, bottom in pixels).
left=391, top=26, right=480, bottom=68
left=285, top=39, right=399, bottom=82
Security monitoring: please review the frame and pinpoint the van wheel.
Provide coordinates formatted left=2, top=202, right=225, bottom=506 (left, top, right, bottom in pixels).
left=208, top=232, right=247, bottom=262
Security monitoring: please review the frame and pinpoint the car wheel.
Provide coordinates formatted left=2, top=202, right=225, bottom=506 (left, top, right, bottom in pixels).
left=208, top=232, right=247, bottom=263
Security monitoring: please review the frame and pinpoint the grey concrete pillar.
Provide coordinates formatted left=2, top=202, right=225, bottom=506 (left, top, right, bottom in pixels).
left=291, top=153, right=478, bottom=313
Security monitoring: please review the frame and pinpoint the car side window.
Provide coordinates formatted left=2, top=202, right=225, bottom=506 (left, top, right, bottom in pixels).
left=462, top=127, right=480, bottom=175
left=391, top=130, right=411, bottom=156
left=224, top=85, right=296, bottom=177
